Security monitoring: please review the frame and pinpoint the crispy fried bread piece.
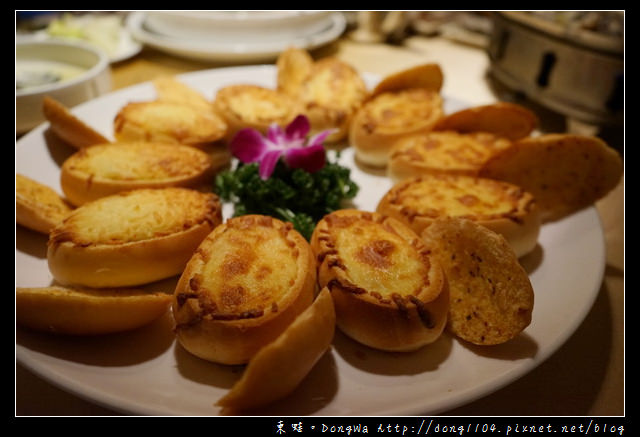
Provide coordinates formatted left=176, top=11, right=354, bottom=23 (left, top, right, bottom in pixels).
left=114, top=100, right=227, bottom=148
left=213, top=84, right=301, bottom=140
left=421, top=217, right=534, bottom=345
left=152, top=76, right=214, bottom=113
left=479, top=134, right=623, bottom=222
left=349, top=88, right=444, bottom=168
left=297, top=57, right=369, bottom=143
left=173, top=215, right=316, bottom=365
left=371, top=63, right=443, bottom=96
left=47, top=188, right=222, bottom=288
left=16, top=285, right=171, bottom=335
left=387, top=130, right=512, bottom=182
left=311, top=209, right=449, bottom=352
left=377, top=174, right=540, bottom=258
left=276, top=46, right=314, bottom=97
left=217, top=287, right=335, bottom=412
left=60, top=142, right=217, bottom=206
left=434, top=102, right=539, bottom=141
left=16, top=173, right=73, bottom=234
left=42, top=96, right=111, bottom=149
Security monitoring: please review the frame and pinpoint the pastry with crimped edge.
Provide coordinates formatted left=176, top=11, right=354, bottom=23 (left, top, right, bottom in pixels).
left=42, top=96, right=111, bottom=149
left=349, top=88, right=444, bottom=168
left=114, top=100, right=228, bottom=148
left=16, top=285, right=172, bottom=335
left=376, top=174, right=540, bottom=258
left=216, top=287, right=335, bottom=412
left=297, top=57, right=369, bottom=143
left=16, top=173, right=73, bottom=234
left=434, top=102, right=539, bottom=141
left=60, top=142, right=218, bottom=206
left=172, top=215, right=316, bottom=365
left=47, top=188, right=222, bottom=288
left=421, top=217, right=534, bottom=346
left=213, top=84, right=301, bottom=141
left=311, top=209, right=449, bottom=352
left=479, top=133, right=623, bottom=222
left=387, top=130, right=512, bottom=182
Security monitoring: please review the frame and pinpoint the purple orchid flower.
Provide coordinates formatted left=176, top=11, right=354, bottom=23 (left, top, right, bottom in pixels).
left=230, top=115, right=333, bottom=180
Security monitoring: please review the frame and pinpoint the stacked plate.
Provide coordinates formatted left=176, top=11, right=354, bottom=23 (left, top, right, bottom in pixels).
left=125, top=11, right=346, bottom=63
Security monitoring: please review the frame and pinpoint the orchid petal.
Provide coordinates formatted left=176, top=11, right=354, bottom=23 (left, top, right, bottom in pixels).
left=230, top=128, right=269, bottom=164
left=285, top=115, right=310, bottom=143
left=307, top=129, right=336, bottom=148
left=284, top=144, right=326, bottom=174
left=259, top=149, right=283, bottom=180
left=266, top=123, right=286, bottom=145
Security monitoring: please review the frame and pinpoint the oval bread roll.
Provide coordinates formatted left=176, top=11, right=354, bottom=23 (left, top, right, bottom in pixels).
left=349, top=88, right=444, bottom=168
left=297, top=57, right=368, bottom=143
left=213, top=84, right=301, bottom=141
left=16, top=173, right=73, bottom=234
left=114, top=101, right=228, bottom=148
left=60, top=142, right=217, bottom=206
left=434, top=102, right=539, bottom=141
left=42, top=96, right=111, bottom=149
left=421, top=217, right=534, bottom=345
left=16, top=285, right=172, bottom=335
left=387, top=130, right=512, bottom=182
left=47, top=188, right=222, bottom=288
left=311, top=209, right=449, bottom=352
left=479, top=134, right=623, bottom=222
left=173, top=215, right=316, bottom=365
left=216, top=287, right=335, bottom=412
left=377, top=174, right=540, bottom=258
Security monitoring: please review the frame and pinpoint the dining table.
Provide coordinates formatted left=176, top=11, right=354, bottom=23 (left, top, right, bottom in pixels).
left=15, top=17, right=624, bottom=417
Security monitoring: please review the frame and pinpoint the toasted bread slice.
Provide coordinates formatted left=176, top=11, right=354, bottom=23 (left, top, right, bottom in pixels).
left=371, top=63, right=443, bottom=97
left=16, top=285, right=171, bottom=335
left=60, top=142, right=217, bottom=206
left=47, top=188, right=222, bottom=288
left=297, top=57, right=369, bottom=143
left=350, top=88, right=444, bottom=168
left=16, top=173, right=73, bottom=234
left=114, top=101, right=227, bottom=148
left=434, top=102, right=538, bottom=141
left=377, top=174, right=540, bottom=258
left=387, top=130, right=512, bottom=182
left=276, top=46, right=314, bottom=97
left=479, top=134, right=623, bottom=222
left=173, top=215, right=316, bottom=365
left=217, top=287, right=335, bottom=412
left=152, top=76, right=215, bottom=113
left=213, top=84, right=301, bottom=141
left=421, top=217, right=534, bottom=345
left=311, top=209, right=449, bottom=352
left=42, top=96, right=111, bottom=149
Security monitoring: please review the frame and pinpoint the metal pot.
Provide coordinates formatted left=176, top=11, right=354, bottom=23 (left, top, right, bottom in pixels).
left=487, top=11, right=623, bottom=127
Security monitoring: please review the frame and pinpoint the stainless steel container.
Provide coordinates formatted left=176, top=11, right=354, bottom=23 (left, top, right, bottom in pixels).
left=488, top=11, right=623, bottom=126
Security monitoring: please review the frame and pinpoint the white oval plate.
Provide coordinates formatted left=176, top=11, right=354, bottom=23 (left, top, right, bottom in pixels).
left=15, top=65, right=606, bottom=416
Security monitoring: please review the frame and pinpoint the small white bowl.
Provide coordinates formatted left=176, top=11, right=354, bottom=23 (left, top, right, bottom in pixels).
left=16, top=39, right=111, bottom=134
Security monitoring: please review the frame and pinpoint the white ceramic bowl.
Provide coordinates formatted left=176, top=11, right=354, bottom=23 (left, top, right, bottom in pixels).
left=16, top=39, right=111, bottom=134
left=143, top=10, right=333, bottom=43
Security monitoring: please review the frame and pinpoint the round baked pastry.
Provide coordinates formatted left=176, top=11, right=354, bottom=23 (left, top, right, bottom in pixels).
left=213, top=84, right=301, bottom=140
left=16, top=173, right=73, bottom=234
left=387, top=130, right=512, bottom=182
left=297, top=57, right=369, bottom=143
left=311, top=209, right=449, bottom=352
left=349, top=88, right=444, bottom=168
left=114, top=100, right=228, bottom=148
left=47, top=188, right=222, bottom=288
left=172, top=215, right=316, bottom=365
left=60, top=142, right=220, bottom=206
left=377, top=174, right=540, bottom=258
